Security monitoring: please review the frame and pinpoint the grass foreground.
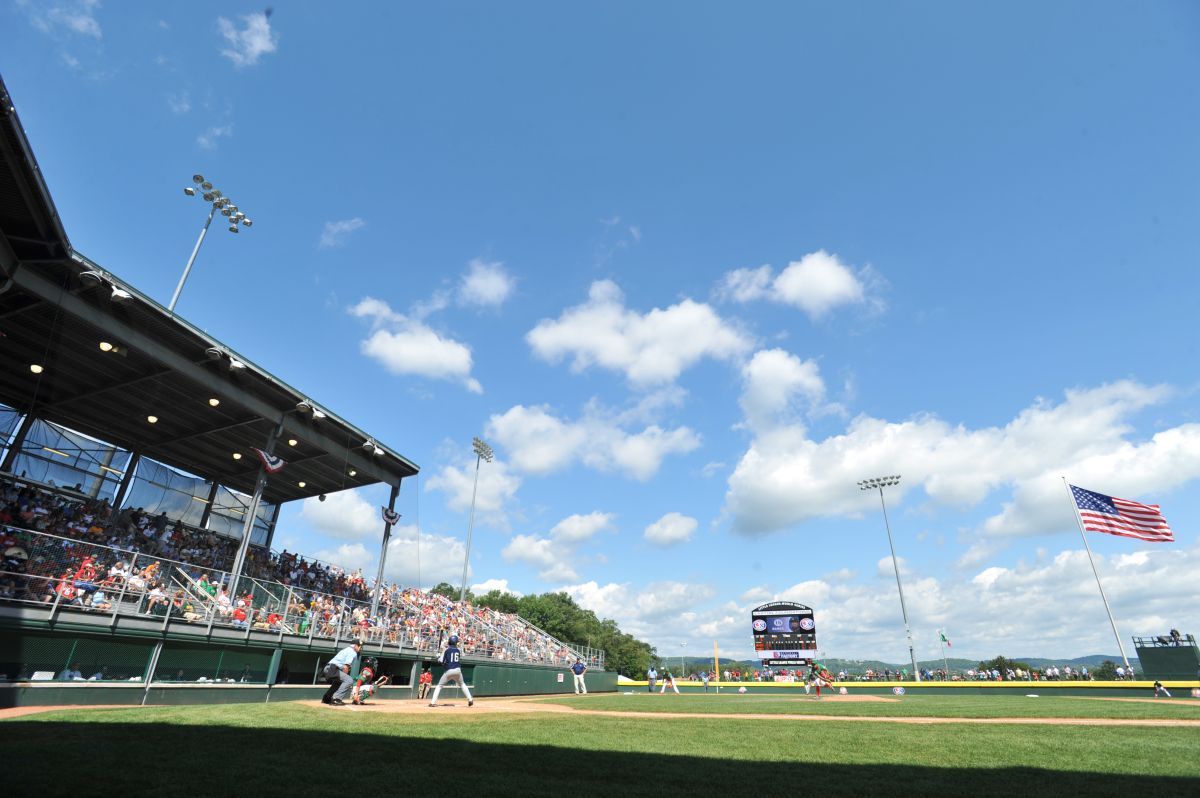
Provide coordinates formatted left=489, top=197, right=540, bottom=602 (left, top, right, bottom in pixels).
left=4, top=697, right=1199, bottom=797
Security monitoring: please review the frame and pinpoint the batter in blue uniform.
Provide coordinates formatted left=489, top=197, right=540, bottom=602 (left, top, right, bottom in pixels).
left=428, top=635, right=474, bottom=707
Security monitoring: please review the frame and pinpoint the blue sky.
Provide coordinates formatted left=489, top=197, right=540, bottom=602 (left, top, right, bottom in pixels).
left=4, top=1, right=1200, bottom=663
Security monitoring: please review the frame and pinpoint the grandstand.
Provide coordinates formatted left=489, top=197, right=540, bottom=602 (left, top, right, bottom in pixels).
left=0, top=74, right=607, bottom=703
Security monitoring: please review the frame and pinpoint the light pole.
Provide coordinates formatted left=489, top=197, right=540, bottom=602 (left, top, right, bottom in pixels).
left=858, top=475, right=921, bottom=682
left=458, top=436, right=494, bottom=603
left=171, top=174, right=252, bottom=312
left=681, top=641, right=686, bottom=680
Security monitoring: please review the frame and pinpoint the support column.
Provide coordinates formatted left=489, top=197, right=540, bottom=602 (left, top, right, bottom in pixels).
left=263, top=503, right=282, bottom=551
left=198, top=481, right=220, bottom=529
left=0, top=410, right=33, bottom=473
left=228, top=420, right=283, bottom=598
left=104, top=451, right=140, bottom=535
left=369, top=482, right=401, bottom=618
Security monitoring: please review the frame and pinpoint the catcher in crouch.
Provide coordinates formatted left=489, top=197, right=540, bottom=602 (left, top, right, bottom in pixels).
left=350, top=656, right=389, bottom=705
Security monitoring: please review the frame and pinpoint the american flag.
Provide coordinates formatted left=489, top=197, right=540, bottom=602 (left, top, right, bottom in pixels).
left=1070, top=485, right=1174, bottom=543
left=253, top=448, right=287, bottom=474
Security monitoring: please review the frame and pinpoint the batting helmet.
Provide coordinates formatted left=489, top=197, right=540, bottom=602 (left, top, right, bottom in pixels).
left=448, top=634, right=459, bottom=645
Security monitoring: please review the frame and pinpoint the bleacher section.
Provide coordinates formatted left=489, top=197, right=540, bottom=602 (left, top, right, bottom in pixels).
left=0, top=474, right=603, bottom=678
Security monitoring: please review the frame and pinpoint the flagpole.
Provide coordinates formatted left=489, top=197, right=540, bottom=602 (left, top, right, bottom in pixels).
left=1062, top=477, right=1132, bottom=672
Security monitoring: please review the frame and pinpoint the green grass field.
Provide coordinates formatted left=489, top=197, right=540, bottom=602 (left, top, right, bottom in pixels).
left=5, top=695, right=1199, bottom=797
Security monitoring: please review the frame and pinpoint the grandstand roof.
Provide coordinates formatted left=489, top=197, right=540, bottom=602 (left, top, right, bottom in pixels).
left=0, top=75, right=418, bottom=505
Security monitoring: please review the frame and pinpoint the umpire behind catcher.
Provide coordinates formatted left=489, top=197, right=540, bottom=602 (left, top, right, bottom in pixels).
left=322, top=640, right=362, bottom=706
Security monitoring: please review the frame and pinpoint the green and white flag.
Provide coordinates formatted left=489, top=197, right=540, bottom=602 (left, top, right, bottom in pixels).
left=939, top=631, right=952, bottom=647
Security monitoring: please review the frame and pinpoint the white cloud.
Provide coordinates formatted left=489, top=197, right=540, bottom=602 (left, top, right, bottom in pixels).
left=502, top=534, right=578, bottom=581
left=560, top=580, right=716, bottom=640
left=724, top=380, right=1200, bottom=538
left=217, top=11, right=278, bottom=67
left=458, top=259, right=515, bottom=307
left=167, top=91, right=191, bottom=115
left=299, top=489, right=380, bottom=541
left=487, top=403, right=700, bottom=481
left=471, top=578, right=521, bottom=596
left=424, top=453, right=522, bottom=527
left=550, top=512, right=615, bottom=543
left=24, top=0, right=102, bottom=39
left=526, top=280, right=753, bottom=387
left=739, top=348, right=827, bottom=432
left=314, top=525, right=469, bottom=589
left=644, top=512, right=697, bottom=546
left=350, top=297, right=482, bottom=393
left=196, top=124, right=232, bottom=150
left=717, top=250, right=877, bottom=320
left=319, top=218, right=365, bottom=248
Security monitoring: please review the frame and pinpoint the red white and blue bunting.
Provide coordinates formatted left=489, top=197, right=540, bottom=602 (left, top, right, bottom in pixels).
left=381, top=507, right=401, bottom=526
left=253, top=448, right=287, bottom=473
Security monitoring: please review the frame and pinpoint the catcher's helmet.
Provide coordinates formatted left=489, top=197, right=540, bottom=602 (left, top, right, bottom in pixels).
left=362, top=656, right=378, bottom=671
left=448, top=634, right=459, bottom=645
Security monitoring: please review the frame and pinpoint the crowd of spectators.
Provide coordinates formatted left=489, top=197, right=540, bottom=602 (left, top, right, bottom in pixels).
left=0, top=475, right=589, bottom=668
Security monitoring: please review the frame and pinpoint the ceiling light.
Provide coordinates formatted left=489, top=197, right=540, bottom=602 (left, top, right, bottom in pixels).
left=99, top=465, right=124, bottom=476
left=99, top=341, right=114, bottom=352
left=147, top=415, right=158, bottom=424
left=29, top=364, right=44, bottom=374
left=111, top=287, right=132, bottom=302
left=80, top=270, right=104, bottom=284
left=193, top=174, right=204, bottom=184
left=348, top=469, right=357, bottom=477
left=42, top=447, right=71, bottom=458
left=184, top=186, right=196, bottom=196
left=232, top=452, right=242, bottom=460
left=287, top=439, right=298, bottom=447
left=297, top=481, right=306, bottom=488
left=208, top=397, right=220, bottom=407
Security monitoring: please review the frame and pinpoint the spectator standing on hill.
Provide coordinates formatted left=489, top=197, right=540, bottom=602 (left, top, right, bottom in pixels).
left=322, top=640, right=361, bottom=706
left=571, top=657, right=588, bottom=695
left=428, top=634, right=473, bottom=707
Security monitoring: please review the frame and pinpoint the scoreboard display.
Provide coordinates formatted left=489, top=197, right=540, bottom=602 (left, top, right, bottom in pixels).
left=751, top=601, right=816, bottom=666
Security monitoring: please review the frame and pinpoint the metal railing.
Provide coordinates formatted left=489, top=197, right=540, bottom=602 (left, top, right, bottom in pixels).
left=0, top=524, right=604, bottom=669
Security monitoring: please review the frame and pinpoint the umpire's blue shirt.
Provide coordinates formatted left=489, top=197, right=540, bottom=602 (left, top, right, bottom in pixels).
left=329, top=645, right=358, bottom=668
left=442, top=645, right=462, bottom=669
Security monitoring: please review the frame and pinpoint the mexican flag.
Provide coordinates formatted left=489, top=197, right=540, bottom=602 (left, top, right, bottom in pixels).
left=939, top=631, right=952, bottom=647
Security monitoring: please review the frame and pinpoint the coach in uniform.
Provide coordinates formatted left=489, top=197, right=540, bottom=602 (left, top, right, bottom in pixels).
left=322, top=640, right=361, bottom=706
left=571, top=657, right=588, bottom=694
left=428, top=634, right=474, bottom=707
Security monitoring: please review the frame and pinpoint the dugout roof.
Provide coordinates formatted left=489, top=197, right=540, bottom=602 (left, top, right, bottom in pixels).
left=0, top=75, right=418, bottom=505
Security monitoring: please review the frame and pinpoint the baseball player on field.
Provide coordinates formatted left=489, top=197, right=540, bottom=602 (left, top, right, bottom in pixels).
left=350, top=656, right=389, bottom=705
left=428, top=634, right=474, bottom=707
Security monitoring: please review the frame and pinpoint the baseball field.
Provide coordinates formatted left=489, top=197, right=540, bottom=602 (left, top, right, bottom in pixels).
left=5, top=692, right=1200, bottom=796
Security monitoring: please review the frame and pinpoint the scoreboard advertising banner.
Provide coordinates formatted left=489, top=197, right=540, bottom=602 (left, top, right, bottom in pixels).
left=751, top=601, right=817, bottom=666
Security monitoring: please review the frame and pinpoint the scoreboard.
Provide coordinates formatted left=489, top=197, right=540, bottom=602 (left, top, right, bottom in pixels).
left=751, top=601, right=816, bottom=666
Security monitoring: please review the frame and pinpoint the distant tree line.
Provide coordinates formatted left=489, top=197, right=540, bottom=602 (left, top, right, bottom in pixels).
left=429, top=583, right=656, bottom=676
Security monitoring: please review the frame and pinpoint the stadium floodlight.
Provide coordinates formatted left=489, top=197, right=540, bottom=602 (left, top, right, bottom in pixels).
left=79, top=270, right=105, bottom=285
left=110, top=287, right=132, bottom=302
left=362, top=440, right=377, bottom=454
left=242, top=218, right=253, bottom=228
left=171, top=173, right=251, bottom=312
left=228, top=358, right=246, bottom=371
left=859, top=474, right=920, bottom=682
left=459, top=436, right=494, bottom=602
